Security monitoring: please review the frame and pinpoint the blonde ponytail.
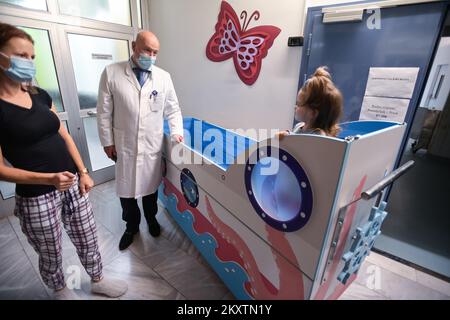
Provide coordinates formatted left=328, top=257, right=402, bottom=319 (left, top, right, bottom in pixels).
left=298, top=66, right=343, bottom=137
left=313, top=66, right=332, bottom=80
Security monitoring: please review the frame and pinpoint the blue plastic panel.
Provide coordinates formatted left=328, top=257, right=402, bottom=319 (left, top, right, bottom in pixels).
left=338, top=121, right=399, bottom=139
left=338, top=201, right=388, bottom=284
left=165, top=118, right=257, bottom=170
left=165, top=118, right=401, bottom=163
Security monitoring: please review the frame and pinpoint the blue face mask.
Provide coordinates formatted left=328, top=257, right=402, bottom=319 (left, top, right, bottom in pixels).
left=137, top=54, right=156, bottom=70
left=294, top=112, right=303, bottom=123
left=294, top=106, right=304, bottom=123
left=0, top=52, right=36, bottom=82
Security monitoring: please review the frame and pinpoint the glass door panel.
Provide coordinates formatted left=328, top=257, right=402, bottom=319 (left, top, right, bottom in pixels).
left=67, top=33, right=130, bottom=171
left=67, top=33, right=129, bottom=109
left=0, top=0, right=47, bottom=11
left=58, top=0, right=131, bottom=26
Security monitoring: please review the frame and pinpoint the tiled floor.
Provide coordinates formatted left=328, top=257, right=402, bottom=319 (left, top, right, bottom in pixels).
left=0, top=180, right=449, bottom=300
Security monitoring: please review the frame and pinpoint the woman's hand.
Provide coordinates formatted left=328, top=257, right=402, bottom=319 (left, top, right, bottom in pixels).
left=51, top=171, right=76, bottom=191
left=79, top=173, right=94, bottom=196
left=275, top=130, right=290, bottom=140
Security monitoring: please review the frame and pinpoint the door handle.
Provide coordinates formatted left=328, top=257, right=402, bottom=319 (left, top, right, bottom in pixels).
left=432, top=74, right=445, bottom=99
left=87, top=110, right=97, bottom=116
left=361, top=160, right=415, bottom=200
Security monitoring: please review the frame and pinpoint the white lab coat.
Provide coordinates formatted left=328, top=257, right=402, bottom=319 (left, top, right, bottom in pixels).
left=96, top=61, right=183, bottom=198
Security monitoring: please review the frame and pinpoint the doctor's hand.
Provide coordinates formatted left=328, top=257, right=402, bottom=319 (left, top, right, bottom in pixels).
left=104, top=145, right=117, bottom=162
left=79, top=173, right=94, bottom=196
left=172, top=134, right=184, bottom=143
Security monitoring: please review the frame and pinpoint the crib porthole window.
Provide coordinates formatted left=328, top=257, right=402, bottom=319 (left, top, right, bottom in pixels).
left=180, top=169, right=199, bottom=208
left=245, top=147, right=313, bottom=232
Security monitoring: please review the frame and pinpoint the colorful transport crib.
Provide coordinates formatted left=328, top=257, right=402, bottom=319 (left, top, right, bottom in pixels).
left=158, top=117, right=411, bottom=300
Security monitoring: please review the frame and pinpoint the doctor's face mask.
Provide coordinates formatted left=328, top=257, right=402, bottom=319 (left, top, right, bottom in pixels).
left=132, top=33, right=160, bottom=70
left=137, top=54, right=156, bottom=70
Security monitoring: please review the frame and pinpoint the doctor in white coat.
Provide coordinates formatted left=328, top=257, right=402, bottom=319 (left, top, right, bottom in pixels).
left=97, top=31, right=183, bottom=250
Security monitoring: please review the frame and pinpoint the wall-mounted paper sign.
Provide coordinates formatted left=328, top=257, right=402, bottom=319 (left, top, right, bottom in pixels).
left=359, top=96, right=410, bottom=123
left=365, top=67, right=420, bottom=99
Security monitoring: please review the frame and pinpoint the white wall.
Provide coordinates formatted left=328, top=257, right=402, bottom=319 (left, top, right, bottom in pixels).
left=148, top=0, right=305, bottom=131
left=147, top=0, right=364, bottom=131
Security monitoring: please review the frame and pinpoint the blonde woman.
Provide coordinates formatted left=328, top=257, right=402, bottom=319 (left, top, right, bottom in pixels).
left=278, top=66, right=343, bottom=138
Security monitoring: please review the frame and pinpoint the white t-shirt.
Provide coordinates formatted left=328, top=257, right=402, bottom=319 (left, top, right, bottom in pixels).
left=291, top=122, right=326, bottom=136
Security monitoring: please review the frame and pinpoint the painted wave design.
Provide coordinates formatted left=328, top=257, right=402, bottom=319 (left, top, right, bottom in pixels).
left=160, top=178, right=305, bottom=299
left=159, top=182, right=252, bottom=299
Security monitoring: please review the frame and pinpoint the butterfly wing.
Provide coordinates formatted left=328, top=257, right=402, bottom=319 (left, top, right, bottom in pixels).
left=233, top=25, right=281, bottom=85
left=206, top=1, right=242, bottom=62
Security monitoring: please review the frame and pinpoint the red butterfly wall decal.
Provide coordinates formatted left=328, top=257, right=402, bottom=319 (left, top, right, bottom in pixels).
left=206, top=1, right=281, bottom=86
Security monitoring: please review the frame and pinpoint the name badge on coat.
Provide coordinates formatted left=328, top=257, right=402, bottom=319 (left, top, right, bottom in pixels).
left=149, top=90, right=162, bottom=111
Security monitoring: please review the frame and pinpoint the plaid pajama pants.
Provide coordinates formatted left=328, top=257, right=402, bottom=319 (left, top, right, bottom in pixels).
left=14, top=175, right=103, bottom=290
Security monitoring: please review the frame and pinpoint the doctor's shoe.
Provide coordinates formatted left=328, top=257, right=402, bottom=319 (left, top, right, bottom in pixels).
left=148, top=218, right=161, bottom=237
left=119, top=230, right=137, bottom=250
